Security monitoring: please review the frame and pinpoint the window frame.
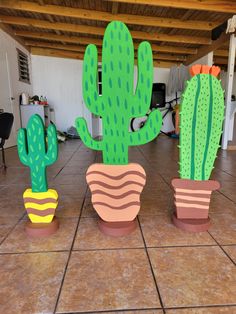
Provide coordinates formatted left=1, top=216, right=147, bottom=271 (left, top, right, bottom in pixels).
left=17, top=48, right=31, bottom=84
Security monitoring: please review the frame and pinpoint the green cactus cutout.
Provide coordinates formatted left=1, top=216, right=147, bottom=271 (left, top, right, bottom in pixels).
left=17, top=114, right=58, bottom=192
left=76, top=21, right=162, bottom=165
left=179, top=70, right=224, bottom=181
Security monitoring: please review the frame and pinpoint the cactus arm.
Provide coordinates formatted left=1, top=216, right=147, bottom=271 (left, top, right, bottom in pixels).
left=75, top=117, right=102, bottom=150
left=45, top=124, right=58, bottom=166
left=17, top=128, right=29, bottom=166
left=131, top=41, right=153, bottom=117
left=129, top=109, right=162, bottom=146
left=83, top=44, right=104, bottom=116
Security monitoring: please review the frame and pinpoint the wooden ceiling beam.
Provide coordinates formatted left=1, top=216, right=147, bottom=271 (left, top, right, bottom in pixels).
left=16, top=30, right=103, bottom=45
left=24, top=38, right=197, bottom=55
left=107, top=0, right=236, bottom=14
left=153, top=53, right=186, bottom=61
left=111, top=2, right=119, bottom=14
left=185, top=32, right=230, bottom=65
left=25, top=40, right=92, bottom=53
left=214, top=49, right=229, bottom=57
left=36, top=0, right=61, bottom=36
left=26, top=40, right=186, bottom=61
left=13, top=23, right=210, bottom=45
left=153, top=60, right=178, bottom=68
left=30, top=46, right=177, bottom=68
left=214, top=57, right=229, bottom=65
left=0, top=0, right=218, bottom=31
left=150, top=44, right=197, bottom=55
left=31, top=47, right=85, bottom=60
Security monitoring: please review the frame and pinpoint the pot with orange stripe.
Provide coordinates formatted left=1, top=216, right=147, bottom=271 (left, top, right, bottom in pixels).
left=172, top=179, right=220, bottom=220
left=86, top=163, right=146, bottom=230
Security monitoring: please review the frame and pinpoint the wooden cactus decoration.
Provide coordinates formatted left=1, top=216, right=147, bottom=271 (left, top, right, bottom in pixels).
left=17, top=114, right=58, bottom=192
left=179, top=65, right=225, bottom=180
left=76, top=21, right=162, bottom=164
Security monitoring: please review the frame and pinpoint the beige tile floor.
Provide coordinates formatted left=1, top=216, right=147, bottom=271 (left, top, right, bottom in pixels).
left=0, top=136, right=235, bottom=314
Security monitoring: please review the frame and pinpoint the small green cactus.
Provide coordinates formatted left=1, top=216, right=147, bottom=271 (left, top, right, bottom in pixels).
left=179, top=65, right=225, bottom=181
left=17, top=114, right=58, bottom=192
left=76, top=21, right=162, bottom=165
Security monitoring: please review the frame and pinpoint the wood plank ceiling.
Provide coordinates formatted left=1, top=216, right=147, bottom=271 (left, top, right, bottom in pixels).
left=0, top=0, right=235, bottom=68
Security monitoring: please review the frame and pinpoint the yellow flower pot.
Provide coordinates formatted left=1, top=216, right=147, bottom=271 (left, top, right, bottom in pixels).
left=23, top=189, right=58, bottom=223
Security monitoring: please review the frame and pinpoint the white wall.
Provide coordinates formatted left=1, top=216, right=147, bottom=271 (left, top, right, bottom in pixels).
left=190, top=52, right=213, bottom=67
left=31, top=55, right=92, bottom=133
left=0, top=29, right=33, bottom=144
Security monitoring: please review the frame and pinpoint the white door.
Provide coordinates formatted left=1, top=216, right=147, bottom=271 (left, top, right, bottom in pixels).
left=0, top=51, right=16, bottom=147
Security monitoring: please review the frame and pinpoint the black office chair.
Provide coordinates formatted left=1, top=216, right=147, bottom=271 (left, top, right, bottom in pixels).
left=0, top=112, right=14, bottom=169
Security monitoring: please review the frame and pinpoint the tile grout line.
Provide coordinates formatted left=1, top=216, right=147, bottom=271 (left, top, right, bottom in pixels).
left=217, top=189, right=236, bottom=206
left=137, top=147, right=167, bottom=314
left=72, top=243, right=220, bottom=251
left=0, top=243, right=222, bottom=256
left=137, top=216, right=166, bottom=313
left=164, top=303, right=236, bottom=310
left=53, top=149, right=97, bottom=314
left=53, top=141, right=83, bottom=179
left=137, top=146, right=173, bottom=189
left=56, top=302, right=236, bottom=314
left=207, top=231, right=236, bottom=266
left=57, top=307, right=164, bottom=314
left=0, top=212, right=26, bottom=246
left=53, top=191, right=87, bottom=314
left=0, top=249, right=70, bottom=255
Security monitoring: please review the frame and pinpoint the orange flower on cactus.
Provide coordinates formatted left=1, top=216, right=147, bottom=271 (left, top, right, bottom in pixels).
left=190, top=64, right=220, bottom=77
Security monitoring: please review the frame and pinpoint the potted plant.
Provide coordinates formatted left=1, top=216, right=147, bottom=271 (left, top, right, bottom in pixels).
left=76, top=21, right=162, bottom=236
left=172, top=64, right=224, bottom=232
left=17, top=114, right=59, bottom=237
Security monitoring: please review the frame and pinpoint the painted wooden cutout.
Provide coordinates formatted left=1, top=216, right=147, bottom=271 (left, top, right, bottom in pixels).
left=172, top=64, right=224, bottom=232
left=76, top=21, right=162, bottom=236
left=17, top=114, right=59, bottom=237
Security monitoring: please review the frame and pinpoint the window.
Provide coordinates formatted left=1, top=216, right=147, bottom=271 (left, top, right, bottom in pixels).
left=17, top=49, right=30, bottom=84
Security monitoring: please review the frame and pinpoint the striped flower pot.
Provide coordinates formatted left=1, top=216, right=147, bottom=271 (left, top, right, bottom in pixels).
left=23, top=188, right=58, bottom=223
left=86, top=163, right=146, bottom=236
left=171, top=178, right=220, bottom=232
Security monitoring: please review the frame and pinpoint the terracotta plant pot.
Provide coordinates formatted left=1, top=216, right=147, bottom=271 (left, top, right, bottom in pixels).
left=86, top=163, right=146, bottom=236
left=23, top=188, right=59, bottom=237
left=171, top=178, right=220, bottom=232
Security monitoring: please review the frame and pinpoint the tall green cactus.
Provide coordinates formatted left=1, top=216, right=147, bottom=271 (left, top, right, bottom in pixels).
left=17, top=114, right=58, bottom=192
left=76, top=21, right=162, bottom=165
left=179, top=66, right=224, bottom=181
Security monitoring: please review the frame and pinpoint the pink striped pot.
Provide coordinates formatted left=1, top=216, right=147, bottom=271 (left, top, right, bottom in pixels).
left=171, top=178, right=220, bottom=232
left=86, top=163, right=146, bottom=236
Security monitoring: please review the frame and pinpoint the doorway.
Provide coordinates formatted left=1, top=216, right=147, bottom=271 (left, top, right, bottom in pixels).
left=0, top=51, right=16, bottom=148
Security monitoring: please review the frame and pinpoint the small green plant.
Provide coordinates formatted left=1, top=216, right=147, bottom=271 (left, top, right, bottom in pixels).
left=76, top=21, right=162, bottom=165
left=17, top=114, right=58, bottom=192
left=179, top=66, right=224, bottom=180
